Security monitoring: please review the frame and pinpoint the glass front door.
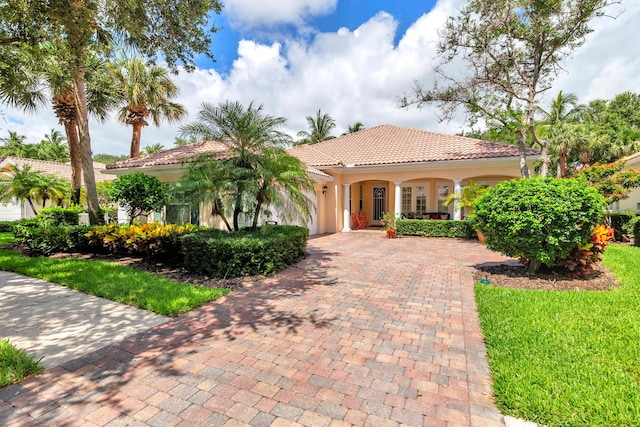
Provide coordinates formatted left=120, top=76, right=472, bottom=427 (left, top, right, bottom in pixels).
left=372, top=186, right=387, bottom=224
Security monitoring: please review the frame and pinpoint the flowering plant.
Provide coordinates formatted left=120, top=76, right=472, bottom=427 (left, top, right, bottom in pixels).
left=558, top=225, right=614, bottom=278
left=381, top=211, right=396, bottom=230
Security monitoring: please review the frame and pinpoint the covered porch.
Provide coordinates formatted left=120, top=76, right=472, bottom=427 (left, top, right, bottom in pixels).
left=337, top=175, right=515, bottom=232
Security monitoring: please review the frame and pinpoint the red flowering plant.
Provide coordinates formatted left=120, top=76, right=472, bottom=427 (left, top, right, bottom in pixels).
left=558, top=225, right=614, bottom=278
left=568, top=161, right=640, bottom=205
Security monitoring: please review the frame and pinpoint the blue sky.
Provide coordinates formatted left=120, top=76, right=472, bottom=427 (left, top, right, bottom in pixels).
left=3, top=0, right=639, bottom=155
left=200, top=0, right=437, bottom=74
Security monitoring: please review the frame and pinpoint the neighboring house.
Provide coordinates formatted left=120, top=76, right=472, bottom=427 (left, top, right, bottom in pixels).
left=106, top=124, right=540, bottom=234
left=614, top=151, right=640, bottom=213
left=0, top=156, right=112, bottom=221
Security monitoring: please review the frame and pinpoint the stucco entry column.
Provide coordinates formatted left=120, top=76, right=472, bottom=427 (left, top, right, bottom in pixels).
left=453, top=179, right=462, bottom=220
left=342, top=184, right=352, bottom=232
left=394, top=181, right=402, bottom=218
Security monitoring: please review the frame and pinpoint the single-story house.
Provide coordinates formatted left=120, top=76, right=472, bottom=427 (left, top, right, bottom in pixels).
left=0, top=156, right=112, bottom=221
left=106, top=124, right=539, bottom=234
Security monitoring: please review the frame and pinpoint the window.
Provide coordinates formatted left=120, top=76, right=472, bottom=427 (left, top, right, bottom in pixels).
left=166, top=203, right=199, bottom=225
left=402, top=187, right=412, bottom=214
left=416, top=186, right=427, bottom=214
left=436, top=183, right=450, bottom=212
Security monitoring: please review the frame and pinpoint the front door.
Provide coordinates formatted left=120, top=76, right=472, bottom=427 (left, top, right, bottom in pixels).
left=372, top=186, right=387, bottom=225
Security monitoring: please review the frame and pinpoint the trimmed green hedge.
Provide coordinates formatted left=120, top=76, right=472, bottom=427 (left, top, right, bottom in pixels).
left=396, top=219, right=476, bottom=239
left=180, top=225, right=309, bottom=278
left=0, top=221, right=19, bottom=233
left=38, top=206, right=84, bottom=226
left=633, top=217, right=640, bottom=247
left=610, top=211, right=637, bottom=241
left=13, top=220, right=92, bottom=256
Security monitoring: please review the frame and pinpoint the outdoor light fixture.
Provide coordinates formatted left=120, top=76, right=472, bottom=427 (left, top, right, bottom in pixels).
left=322, top=185, right=328, bottom=195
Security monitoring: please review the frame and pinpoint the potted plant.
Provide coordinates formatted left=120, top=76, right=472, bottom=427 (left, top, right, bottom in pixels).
left=381, top=211, right=397, bottom=238
left=443, top=180, right=489, bottom=242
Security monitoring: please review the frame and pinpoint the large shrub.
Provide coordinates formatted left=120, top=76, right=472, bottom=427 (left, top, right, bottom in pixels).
left=396, top=219, right=475, bottom=239
left=108, top=173, right=168, bottom=224
left=13, top=219, right=91, bottom=256
left=37, top=206, right=84, bottom=226
left=180, top=225, right=308, bottom=278
left=474, top=178, right=606, bottom=272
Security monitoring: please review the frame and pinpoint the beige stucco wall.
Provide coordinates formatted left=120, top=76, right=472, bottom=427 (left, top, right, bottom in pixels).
left=615, top=157, right=640, bottom=213
left=106, top=156, right=532, bottom=235
left=316, top=157, right=533, bottom=233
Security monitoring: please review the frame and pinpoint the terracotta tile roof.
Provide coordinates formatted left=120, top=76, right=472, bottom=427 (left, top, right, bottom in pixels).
left=0, top=156, right=112, bottom=183
left=287, top=124, right=539, bottom=167
left=107, top=140, right=229, bottom=169
left=107, top=139, right=333, bottom=179
left=106, top=124, right=539, bottom=174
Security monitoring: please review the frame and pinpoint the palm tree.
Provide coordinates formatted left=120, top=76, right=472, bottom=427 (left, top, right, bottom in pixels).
left=0, top=43, right=117, bottom=206
left=537, top=92, right=587, bottom=177
left=179, top=101, right=293, bottom=230
left=33, top=173, right=69, bottom=208
left=296, top=109, right=336, bottom=145
left=0, top=165, right=39, bottom=214
left=251, top=147, right=315, bottom=228
left=342, top=122, right=365, bottom=135
left=39, top=129, right=70, bottom=162
left=0, top=131, right=28, bottom=157
left=141, top=143, right=165, bottom=155
left=111, top=56, right=187, bottom=159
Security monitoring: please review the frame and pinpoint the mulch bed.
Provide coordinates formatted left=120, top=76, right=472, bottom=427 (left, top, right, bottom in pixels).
left=473, top=261, right=619, bottom=291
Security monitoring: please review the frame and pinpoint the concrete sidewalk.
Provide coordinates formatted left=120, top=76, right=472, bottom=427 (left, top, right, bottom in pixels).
left=0, top=271, right=169, bottom=368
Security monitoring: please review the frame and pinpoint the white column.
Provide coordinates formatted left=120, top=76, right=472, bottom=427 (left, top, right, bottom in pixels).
left=342, top=183, right=352, bottom=232
left=453, top=179, right=462, bottom=220
left=394, top=181, right=402, bottom=218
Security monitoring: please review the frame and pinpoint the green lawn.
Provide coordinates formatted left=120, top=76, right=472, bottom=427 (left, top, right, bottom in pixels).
left=0, top=338, right=43, bottom=387
left=0, top=249, right=228, bottom=316
left=0, top=232, right=15, bottom=245
left=475, top=244, right=640, bottom=426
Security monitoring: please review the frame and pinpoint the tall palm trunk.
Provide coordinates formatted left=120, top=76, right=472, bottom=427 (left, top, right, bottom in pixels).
left=52, top=89, right=83, bottom=205
left=65, top=119, right=82, bottom=204
left=130, top=121, right=145, bottom=158
left=558, top=147, right=568, bottom=178
left=126, top=106, right=149, bottom=159
left=72, top=70, right=101, bottom=224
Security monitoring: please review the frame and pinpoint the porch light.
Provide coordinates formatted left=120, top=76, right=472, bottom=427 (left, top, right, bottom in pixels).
left=322, top=185, right=327, bottom=195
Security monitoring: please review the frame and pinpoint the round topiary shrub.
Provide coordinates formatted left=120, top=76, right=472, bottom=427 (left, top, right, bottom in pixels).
left=473, top=177, right=606, bottom=273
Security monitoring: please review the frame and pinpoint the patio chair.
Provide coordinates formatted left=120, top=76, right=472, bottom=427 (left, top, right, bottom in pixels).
left=352, top=213, right=365, bottom=229
left=359, top=212, right=369, bottom=228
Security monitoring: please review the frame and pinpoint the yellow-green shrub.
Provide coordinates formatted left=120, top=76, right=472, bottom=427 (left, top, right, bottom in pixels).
left=86, top=222, right=198, bottom=258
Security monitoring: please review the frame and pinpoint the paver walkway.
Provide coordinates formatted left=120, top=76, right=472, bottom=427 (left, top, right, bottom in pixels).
left=0, top=232, right=512, bottom=426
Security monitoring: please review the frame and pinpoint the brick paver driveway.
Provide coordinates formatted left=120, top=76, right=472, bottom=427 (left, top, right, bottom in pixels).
left=0, top=232, right=511, bottom=426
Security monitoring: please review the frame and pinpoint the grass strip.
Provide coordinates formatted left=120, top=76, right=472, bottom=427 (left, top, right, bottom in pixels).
left=0, top=338, right=44, bottom=387
left=0, top=232, right=15, bottom=245
left=475, top=244, right=640, bottom=427
left=0, top=249, right=228, bottom=316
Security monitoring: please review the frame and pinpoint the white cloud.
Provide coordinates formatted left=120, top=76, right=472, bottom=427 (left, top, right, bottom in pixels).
left=223, top=0, right=337, bottom=28
left=538, top=1, right=640, bottom=105
left=1, top=0, right=638, bottom=155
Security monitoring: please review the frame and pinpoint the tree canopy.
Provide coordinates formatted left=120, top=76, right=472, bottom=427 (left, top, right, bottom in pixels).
left=177, top=101, right=314, bottom=231
left=0, top=0, right=222, bottom=224
left=401, top=0, right=616, bottom=178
